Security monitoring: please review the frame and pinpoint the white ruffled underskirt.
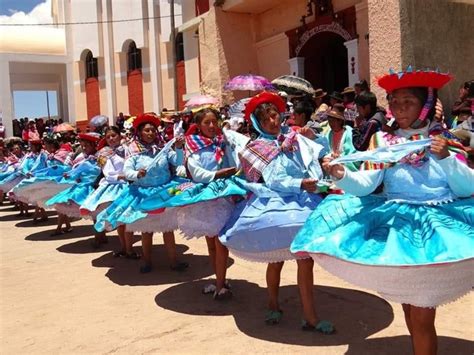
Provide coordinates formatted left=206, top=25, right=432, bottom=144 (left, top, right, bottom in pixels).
left=177, top=199, right=234, bottom=239
left=50, top=203, right=82, bottom=218
left=312, top=254, right=474, bottom=308
left=125, top=208, right=179, bottom=234
left=0, top=176, right=24, bottom=194
left=229, top=247, right=308, bottom=264
left=17, top=182, right=73, bottom=208
left=80, top=203, right=108, bottom=221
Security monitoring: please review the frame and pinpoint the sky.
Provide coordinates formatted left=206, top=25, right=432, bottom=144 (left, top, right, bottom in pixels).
left=1, top=1, right=57, bottom=119
left=0, top=0, right=46, bottom=17
left=13, top=91, right=59, bottom=119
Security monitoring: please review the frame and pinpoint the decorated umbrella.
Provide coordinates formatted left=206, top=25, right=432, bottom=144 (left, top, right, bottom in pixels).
left=228, top=98, right=250, bottom=119
left=271, top=75, right=315, bottom=95
left=54, top=123, right=75, bottom=133
left=90, top=115, right=109, bottom=128
left=185, top=95, right=219, bottom=109
left=224, top=74, right=274, bottom=91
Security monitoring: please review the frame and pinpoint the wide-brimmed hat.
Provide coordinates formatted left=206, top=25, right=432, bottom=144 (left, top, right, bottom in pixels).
left=133, top=113, right=161, bottom=130
left=326, top=109, right=345, bottom=121
left=244, top=91, right=286, bottom=121
left=328, top=91, right=343, bottom=102
left=313, top=88, right=327, bottom=99
left=378, top=66, right=453, bottom=93
left=341, top=87, right=355, bottom=95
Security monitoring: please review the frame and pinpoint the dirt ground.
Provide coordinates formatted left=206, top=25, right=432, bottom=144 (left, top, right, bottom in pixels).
left=0, top=203, right=472, bottom=354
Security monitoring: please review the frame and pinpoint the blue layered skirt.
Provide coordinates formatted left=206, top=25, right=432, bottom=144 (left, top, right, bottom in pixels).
left=11, top=165, right=71, bottom=206
left=290, top=194, right=474, bottom=307
left=45, top=182, right=97, bottom=218
left=94, top=178, right=187, bottom=233
left=219, top=190, right=323, bottom=263
left=139, top=176, right=248, bottom=239
left=80, top=183, right=128, bottom=220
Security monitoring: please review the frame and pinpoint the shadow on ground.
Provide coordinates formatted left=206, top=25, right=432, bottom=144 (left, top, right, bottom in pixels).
left=90, top=244, right=233, bottom=286
left=346, top=335, right=473, bottom=354
left=15, top=211, right=58, bottom=228
left=154, top=279, right=394, bottom=346
left=25, top=224, right=96, bottom=242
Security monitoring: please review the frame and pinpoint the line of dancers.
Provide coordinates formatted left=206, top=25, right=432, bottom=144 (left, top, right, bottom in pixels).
left=1, top=69, right=473, bottom=355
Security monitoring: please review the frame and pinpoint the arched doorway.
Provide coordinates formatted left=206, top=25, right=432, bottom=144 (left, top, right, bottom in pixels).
left=300, top=31, right=348, bottom=93
left=127, top=41, right=144, bottom=115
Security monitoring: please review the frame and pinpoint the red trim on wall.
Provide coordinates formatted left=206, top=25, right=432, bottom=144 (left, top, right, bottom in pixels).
left=176, top=60, right=186, bottom=110
left=195, top=0, right=210, bottom=16
left=127, top=69, right=144, bottom=115
left=85, top=77, right=100, bottom=120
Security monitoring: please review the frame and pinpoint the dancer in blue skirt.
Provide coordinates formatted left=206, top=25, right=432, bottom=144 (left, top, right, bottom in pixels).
left=220, top=92, right=334, bottom=332
left=291, top=68, right=474, bottom=354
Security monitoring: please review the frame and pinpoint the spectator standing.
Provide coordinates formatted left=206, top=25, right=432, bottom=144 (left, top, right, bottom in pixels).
left=353, top=91, right=386, bottom=151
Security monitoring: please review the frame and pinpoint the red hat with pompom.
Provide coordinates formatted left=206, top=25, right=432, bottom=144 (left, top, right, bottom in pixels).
left=133, top=113, right=161, bottom=130
left=378, top=66, right=453, bottom=93
left=244, top=91, right=286, bottom=121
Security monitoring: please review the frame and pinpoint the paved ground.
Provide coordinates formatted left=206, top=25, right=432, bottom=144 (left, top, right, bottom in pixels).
left=0, top=202, right=473, bottom=354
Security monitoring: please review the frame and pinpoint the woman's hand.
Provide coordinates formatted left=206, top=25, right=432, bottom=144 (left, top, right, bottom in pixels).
left=63, top=173, right=69, bottom=179
left=137, top=169, right=147, bottom=178
left=117, top=175, right=126, bottom=181
left=299, top=126, right=316, bottom=140
left=430, top=136, right=450, bottom=160
left=215, top=167, right=237, bottom=179
left=175, top=136, right=185, bottom=149
left=301, top=178, right=318, bottom=193
left=322, top=155, right=345, bottom=180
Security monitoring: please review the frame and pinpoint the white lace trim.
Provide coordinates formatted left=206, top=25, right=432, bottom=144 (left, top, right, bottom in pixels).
left=177, top=199, right=234, bottom=239
left=126, top=208, right=179, bottom=233
left=50, top=203, right=82, bottom=218
left=229, top=248, right=309, bottom=263
left=313, top=254, right=474, bottom=307
left=0, top=176, right=24, bottom=193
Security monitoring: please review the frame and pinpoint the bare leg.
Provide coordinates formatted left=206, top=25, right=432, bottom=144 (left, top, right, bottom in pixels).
left=214, top=237, right=229, bottom=291
left=266, top=262, right=284, bottom=311
left=141, top=232, right=153, bottom=266
left=205, top=236, right=217, bottom=275
left=64, top=215, right=71, bottom=230
left=162, top=231, right=178, bottom=267
left=124, top=231, right=135, bottom=255
left=117, top=225, right=127, bottom=253
left=297, top=258, right=317, bottom=326
left=405, top=305, right=437, bottom=355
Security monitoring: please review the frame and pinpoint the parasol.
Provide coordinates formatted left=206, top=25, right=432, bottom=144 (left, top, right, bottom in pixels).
left=185, top=95, right=219, bottom=108
left=224, top=74, right=274, bottom=91
left=54, top=123, right=75, bottom=133
left=271, top=75, right=315, bottom=95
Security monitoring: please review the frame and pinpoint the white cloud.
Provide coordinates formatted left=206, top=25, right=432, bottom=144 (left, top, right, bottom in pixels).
left=0, top=0, right=53, bottom=25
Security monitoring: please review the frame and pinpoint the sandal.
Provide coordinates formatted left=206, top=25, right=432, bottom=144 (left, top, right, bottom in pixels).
left=113, top=250, right=126, bottom=258
left=202, top=283, right=217, bottom=295
left=170, top=262, right=189, bottom=272
left=140, top=264, right=153, bottom=274
left=213, top=287, right=232, bottom=301
left=125, top=252, right=141, bottom=260
left=301, top=320, right=335, bottom=335
left=265, top=309, right=283, bottom=325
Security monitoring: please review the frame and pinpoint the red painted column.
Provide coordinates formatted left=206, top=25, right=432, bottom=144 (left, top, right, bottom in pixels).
left=176, top=61, right=186, bottom=110
left=85, top=77, right=100, bottom=119
left=127, top=69, right=144, bottom=115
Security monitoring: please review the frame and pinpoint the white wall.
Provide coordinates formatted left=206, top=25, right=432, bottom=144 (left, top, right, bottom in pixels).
left=112, top=0, right=147, bottom=51
left=70, top=0, right=101, bottom=59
